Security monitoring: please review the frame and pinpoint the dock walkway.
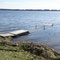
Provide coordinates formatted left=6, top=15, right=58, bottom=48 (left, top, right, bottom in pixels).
left=0, top=30, right=29, bottom=37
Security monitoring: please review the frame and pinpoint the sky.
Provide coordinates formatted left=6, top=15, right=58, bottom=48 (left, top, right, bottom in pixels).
left=0, top=0, right=60, bottom=9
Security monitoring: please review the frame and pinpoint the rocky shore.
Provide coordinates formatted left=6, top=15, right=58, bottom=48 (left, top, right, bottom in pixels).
left=0, top=37, right=60, bottom=60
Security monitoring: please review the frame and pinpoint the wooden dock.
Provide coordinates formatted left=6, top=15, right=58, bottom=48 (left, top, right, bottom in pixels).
left=0, top=30, right=29, bottom=37
left=0, top=24, right=53, bottom=38
left=44, top=24, right=53, bottom=26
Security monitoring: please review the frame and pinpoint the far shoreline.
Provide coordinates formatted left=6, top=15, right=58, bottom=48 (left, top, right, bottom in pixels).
left=0, top=9, right=60, bottom=11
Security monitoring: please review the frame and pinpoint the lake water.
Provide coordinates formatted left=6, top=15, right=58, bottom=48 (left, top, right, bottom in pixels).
left=0, top=11, right=60, bottom=50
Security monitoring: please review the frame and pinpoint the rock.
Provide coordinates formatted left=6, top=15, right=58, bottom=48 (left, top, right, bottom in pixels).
left=21, top=43, right=60, bottom=59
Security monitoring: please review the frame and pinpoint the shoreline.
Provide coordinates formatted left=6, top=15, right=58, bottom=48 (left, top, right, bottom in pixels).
left=0, top=37, right=60, bottom=60
left=0, top=9, right=60, bottom=11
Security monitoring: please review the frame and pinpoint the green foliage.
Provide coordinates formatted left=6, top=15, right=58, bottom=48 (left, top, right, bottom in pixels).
left=0, top=37, right=11, bottom=42
left=0, top=45, right=44, bottom=60
left=0, top=39, right=60, bottom=60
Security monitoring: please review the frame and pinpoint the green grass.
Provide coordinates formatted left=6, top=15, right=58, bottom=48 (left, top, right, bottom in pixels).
left=0, top=37, right=60, bottom=60
left=0, top=45, right=44, bottom=60
left=0, top=50, right=30, bottom=60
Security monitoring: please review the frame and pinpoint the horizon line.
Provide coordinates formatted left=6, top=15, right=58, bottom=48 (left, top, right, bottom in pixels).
left=0, top=8, right=60, bottom=10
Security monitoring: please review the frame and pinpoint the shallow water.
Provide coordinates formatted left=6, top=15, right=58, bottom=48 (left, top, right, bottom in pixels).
left=0, top=11, right=60, bottom=50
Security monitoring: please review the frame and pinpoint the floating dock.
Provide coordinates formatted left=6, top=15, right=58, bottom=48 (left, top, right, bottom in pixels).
left=44, top=24, right=53, bottom=26
left=0, top=30, right=29, bottom=38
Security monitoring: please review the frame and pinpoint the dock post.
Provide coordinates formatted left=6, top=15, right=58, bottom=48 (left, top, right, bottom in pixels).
left=43, top=25, right=45, bottom=30
left=35, top=25, right=37, bottom=30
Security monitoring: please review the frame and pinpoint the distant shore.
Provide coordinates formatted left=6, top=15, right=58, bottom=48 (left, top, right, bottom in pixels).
left=0, top=9, right=60, bottom=11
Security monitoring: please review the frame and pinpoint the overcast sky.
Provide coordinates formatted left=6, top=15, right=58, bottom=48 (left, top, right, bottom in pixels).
left=0, top=0, right=60, bottom=9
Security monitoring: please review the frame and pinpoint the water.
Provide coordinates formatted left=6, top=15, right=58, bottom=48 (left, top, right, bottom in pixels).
left=0, top=10, right=60, bottom=50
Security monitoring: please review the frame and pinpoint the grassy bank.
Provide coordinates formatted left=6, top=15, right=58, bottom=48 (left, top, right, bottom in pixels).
left=0, top=45, right=45, bottom=60
left=0, top=37, right=60, bottom=60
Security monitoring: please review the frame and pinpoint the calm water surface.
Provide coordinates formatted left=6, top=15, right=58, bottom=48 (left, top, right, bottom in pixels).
left=0, top=11, right=60, bottom=50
